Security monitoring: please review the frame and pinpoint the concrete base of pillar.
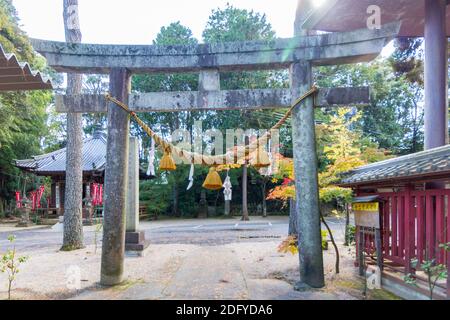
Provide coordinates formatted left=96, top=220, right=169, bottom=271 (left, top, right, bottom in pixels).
left=125, top=230, right=149, bottom=252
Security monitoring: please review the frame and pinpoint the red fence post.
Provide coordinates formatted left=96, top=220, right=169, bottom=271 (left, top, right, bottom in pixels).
left=399, top=195, right=405, bottom=261
left=425, top=193, right=435, bottom=260
left=436, top=193, right=445, bottom=264
left=416, top=195, right=425, bottom=263
left=392, top=196, right=398, bottom=258
left=383, top=197, right=390, bottom=257
left=404, top=187, right=415, bottom=273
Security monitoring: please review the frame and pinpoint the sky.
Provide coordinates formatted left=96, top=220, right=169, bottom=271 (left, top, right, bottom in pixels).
left=11, top=0, right=299, bottom=44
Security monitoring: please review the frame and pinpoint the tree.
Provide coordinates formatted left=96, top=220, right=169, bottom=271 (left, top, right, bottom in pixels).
left=0, top=0, right=53, bottom=213
left=315, top=58, right=424, bottom=156
left=61, top=0, right=84, bottom=251
left=82, top=75, right=108, bottom=136
left=132, top=22, right=200, bottom=217
left=203, top=4, right=285, bottom=220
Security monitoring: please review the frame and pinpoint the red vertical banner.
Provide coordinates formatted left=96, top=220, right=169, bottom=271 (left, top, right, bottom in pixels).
left=30, top=191, right=37, bottom=211
left=36, top=185, right=45, bottom=208
left=15, top=191, right=22, bottom=208
left=99, top=184, right=103, bottom=205
left=92, top=183, right=98, bottom=206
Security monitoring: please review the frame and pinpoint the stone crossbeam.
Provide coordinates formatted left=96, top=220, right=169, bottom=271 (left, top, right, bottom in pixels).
left=31, top=22, right=399, bottom=74
left=55, top=87, right=370, bottom=113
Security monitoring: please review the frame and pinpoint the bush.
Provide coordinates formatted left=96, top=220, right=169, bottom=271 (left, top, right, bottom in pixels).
left=345, top=224, right=356, bottom=246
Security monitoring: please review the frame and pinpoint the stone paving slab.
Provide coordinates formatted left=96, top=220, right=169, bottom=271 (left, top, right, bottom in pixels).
left=162, top=246, right=248, bottom=300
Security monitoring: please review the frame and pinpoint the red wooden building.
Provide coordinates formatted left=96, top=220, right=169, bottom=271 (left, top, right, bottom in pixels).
left=340, top=145, right=450, bottom=299
left=14, top=130, right=152, bottom=216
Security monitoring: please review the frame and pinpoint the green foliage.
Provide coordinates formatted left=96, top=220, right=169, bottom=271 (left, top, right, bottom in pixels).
left=203, top=4, right=275, bottom=43
left=345, top=225, right=356, bottom=246
left=1, top=235, right=28, bottom=300
left=319, top=186, right=353, bottom=204
left=0, top=1, right=56, bottom=209
left=132, top=8, right=286, bottom=217
left=321, top=230, right=329, bottom=250
left=316, top=58, right=424, bottom=155
left=317, top=109, right=387, bottom=205
left=404, top=243, right=450, bottom=300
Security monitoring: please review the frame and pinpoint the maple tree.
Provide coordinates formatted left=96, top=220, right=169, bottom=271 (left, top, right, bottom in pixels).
left=267, top=108, right=388, bottom=205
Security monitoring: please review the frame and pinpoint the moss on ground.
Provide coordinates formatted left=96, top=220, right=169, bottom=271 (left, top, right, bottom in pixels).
left=335, top=279, right=402, bottom=300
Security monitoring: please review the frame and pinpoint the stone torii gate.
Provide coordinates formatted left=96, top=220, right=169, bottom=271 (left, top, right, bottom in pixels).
left=32, top=8, right=399, bottom=287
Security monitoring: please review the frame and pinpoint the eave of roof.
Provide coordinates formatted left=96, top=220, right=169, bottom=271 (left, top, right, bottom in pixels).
left=338, top=144, right=450, bottom=187
left=15, top=133, right=107, bottom=174
left=0, top=44, right=53, bottom=92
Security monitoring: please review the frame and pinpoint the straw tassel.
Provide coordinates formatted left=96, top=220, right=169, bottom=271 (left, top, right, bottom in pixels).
left=159, top=147, right=176, bottom=171
left=202, top=167, right=223, bottom=190
left=250, top=146, right=271, bottom=168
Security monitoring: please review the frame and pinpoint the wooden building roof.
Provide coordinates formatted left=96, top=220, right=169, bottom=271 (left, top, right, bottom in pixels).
left=15, top=131, right=154, bottom=180
left=339, top=145, right=450, bottom=187
left=15, top=131, right=107, bottom=176
left=0, top=44, right=52, bottom=91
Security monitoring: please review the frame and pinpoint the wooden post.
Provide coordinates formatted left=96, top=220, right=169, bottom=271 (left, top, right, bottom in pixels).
left=375, top=229, right=383, bottom=271
left=424, top=0, right=448, bottom=150
left=358, top=228, right=364, bottom=276
left=241, top=136, right=249, bottom=221
left=404, top=186, right=415, bottom=273
left=100, top=68, right=131, bottom=286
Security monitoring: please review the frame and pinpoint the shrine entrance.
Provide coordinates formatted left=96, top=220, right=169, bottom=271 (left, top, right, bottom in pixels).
left=32, top=1, right=399, bottom=287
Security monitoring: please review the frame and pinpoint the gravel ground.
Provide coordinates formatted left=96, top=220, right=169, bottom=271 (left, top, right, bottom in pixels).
left=0, top=216, right=398, bottom=300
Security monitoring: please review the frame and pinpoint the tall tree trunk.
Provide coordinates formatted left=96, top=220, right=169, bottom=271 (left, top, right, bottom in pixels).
left=344, top=203, right=351, bottom=246
left=241, top=163, right=249, bottom=221
left=61, top=0, right=84, bottom=251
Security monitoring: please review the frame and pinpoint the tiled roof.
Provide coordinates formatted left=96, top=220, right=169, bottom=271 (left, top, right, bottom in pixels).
left=339, top=144, right=450, bottom=186
left=0, top=44, right=52, bottom=91
left=15, top=132, right=107, bottom=175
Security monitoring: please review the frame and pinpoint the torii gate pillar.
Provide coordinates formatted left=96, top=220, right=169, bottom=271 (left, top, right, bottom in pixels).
left=291, top=0, right=325, bottom=289
left=101, top=68, right=131, bottom=286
